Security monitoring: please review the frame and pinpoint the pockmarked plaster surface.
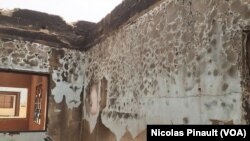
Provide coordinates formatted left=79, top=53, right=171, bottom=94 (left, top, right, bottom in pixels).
left=0, top=0, right=249, bottom=141
left=83, top=0, right=250, bottom=140
left=0, top=39, right=84, bottom=141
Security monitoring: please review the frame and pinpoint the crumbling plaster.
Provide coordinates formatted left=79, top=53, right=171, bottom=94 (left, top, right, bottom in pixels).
left=83, top=0, right=250, bottom=141
left=0, top=0, right=249, bottom=141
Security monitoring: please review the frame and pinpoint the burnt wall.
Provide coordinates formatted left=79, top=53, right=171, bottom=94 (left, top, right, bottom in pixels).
left=0, top=39, right=84, bottom=141
left=242, top=29, right=250, bottom=124
left=83, top=0, right=250, bottom=141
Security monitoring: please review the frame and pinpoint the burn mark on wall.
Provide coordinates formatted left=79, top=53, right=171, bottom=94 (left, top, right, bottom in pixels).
left=82, top=77, right=115, bottom=140
left=222, top=83, right=229, bottom=91
left=227, top=65, right=237, bottom=78
left=81, top=117, right=116, bottom=141
left=242, top=30, right=250, bottom=123
left=49, top=48, right=65, bottom=69
left=6, top=132, right=20, bottom=136
left=100, top=78, right=108, bottom=110
left=48, top=96, right=81, bottom=141
left=85, top=77, right=108, bottom=116
left=102, top=111, right=139, bottom=120
left=44, top=136, right=53, bottom=141
left=209, top=119, right=234, bottom=125
left=85, top=79, right=98, bottom=116
left=70, top=85, right=81, bottom=92
left=183, top=117, right=189, bottom=124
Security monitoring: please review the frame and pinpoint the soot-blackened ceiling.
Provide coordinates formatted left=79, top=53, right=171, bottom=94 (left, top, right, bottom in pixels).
left=0, top=0, right=160, bottom=51
left=0, top=9, right=96, bottom=49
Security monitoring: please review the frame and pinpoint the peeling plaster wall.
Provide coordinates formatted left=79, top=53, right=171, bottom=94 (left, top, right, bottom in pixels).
left=83, top=0, right=250, bottom=141
left=0, top=39, right=84, bottom=141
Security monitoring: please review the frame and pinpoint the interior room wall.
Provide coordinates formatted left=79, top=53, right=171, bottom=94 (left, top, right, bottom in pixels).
left=82, top=0, right=250, bottom=141
left=0, top=0, right=249, bottom=141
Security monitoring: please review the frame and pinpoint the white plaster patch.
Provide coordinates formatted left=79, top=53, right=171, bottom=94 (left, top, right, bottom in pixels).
left=51, top=70, right=83, bottom=109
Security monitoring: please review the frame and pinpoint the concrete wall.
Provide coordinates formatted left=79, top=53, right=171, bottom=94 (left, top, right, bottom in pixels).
left=82, top=0, right=250, bottom=141
left=0, top=39, right=84, bottom=141
left=0, top=0, right=249, bottom=141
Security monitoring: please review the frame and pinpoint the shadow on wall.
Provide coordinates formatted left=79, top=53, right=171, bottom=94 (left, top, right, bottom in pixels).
left=82, top=77, right=116, bottom=141
left=82, top=77, right=148, bottom=141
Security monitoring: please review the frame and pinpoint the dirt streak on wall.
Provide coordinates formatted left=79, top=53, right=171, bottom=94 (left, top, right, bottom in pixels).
left=0, top=39, right=84, bottom=141
left=83, top=0, right=250, bottom=140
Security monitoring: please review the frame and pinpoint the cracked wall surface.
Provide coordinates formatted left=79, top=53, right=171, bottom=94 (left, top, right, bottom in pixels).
left=83, top=0, right=250, bottom=141
left=0, top=39, right=84, bottom=141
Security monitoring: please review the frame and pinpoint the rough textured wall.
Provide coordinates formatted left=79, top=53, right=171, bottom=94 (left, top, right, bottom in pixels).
left=0, top=39, right=84, bottom=141
left=242, top=29, right=250, bottom=125
left=83, top=0, right=250, bottom=141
